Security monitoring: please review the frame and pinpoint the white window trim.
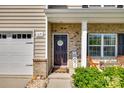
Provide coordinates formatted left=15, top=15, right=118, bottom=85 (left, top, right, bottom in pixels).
left=88, top=33, right=117, bottom=57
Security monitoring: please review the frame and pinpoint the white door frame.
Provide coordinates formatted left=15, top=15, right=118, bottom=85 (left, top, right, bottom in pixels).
left=52, top=33, right=69, bottom=67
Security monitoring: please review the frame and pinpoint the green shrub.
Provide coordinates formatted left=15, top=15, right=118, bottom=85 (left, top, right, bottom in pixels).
left=103, top=66, right=124, bottom=88
left=72, top=66, right=124, bottom=88
left=105, top=76, right=122, bottom=88
left=73, top=67, right=107, bottom=88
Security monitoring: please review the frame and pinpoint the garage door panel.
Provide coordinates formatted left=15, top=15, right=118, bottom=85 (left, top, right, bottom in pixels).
left=0, top=49, right=33, bottom=53
left=0, top=52, right=33, bottom=56
left=0, top=56, right=32, bottom=63
left=0, top=63, right=33, bottom=75
left=8, top=47, right=33, bottom=51
left=0, top=48, right=33, bottom=52
left=0, top=32, right=33, bottom=75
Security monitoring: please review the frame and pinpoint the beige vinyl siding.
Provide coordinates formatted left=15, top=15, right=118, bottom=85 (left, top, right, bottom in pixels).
left=0, top=5, right=46, bottom=59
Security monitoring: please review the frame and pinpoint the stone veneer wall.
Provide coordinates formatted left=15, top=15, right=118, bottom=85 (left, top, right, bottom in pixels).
left=88, top=23, right=124, bottom=33
left=33, top=59, right=48, bottom=78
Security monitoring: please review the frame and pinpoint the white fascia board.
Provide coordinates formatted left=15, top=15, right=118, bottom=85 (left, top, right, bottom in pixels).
left=45, top=9, right=124, bottom=13
left=46, top=13, right=124, bottom=18
left=45, top=9, right=124, bottom=18
left=48, top=17, right=124, bottom=23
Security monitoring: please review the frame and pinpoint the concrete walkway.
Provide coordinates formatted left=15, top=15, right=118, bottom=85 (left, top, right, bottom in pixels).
left=47, top=73, right=72, bottom=88
left=0, top=75, right=31, bottom=88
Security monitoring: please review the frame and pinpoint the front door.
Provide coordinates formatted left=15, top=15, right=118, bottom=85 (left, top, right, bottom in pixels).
left=54, top=35, right=67, bottom=66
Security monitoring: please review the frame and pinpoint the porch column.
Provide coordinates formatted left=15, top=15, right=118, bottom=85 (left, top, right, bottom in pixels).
left=81, top=20, right=87, bottom=67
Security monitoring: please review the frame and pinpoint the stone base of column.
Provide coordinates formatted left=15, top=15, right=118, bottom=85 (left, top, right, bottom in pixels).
left=33, top=59, right=48, bottom=79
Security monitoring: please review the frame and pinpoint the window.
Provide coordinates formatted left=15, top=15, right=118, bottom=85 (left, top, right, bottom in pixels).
left=2, top=34, right=7, bottom=39
left=17, top=34, right=21, bottom=39
left=104, top=5, right=116, bottom=8
left=118, top=34, right=124, bottom=55
left=117, top=5, right=123, bottom=8
left=88, top=34, right=101, bottom=56
left=104, top=47, right=115, bottom=56
left=12, top=34, right=16, bottom=39
left=27, top=34, right=31, bottom=39
left=48, top=5, right=67, bottom=9
left=89, top=46, right=101, bottom=56
left=88, top=34, right=117, bottom=57
left=103, top=35, right=116, bottom=56
left=22, top=34, right=26, bottom=39
left=0, top=34, right=7, bottom=39
left=12, top=33, right=32, bottom=39
left=89, top=5, right=101, bottom=8
left=82, top=5, right=88, bottom=8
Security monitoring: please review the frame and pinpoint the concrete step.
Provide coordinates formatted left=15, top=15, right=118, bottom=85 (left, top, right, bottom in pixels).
left=47, top=73, right=71, bottom=88
left=47, top=73, right=72, bottom=88
left=48, top=73, right=71, bottom=79
left=47, top=79, right=71, bottom=88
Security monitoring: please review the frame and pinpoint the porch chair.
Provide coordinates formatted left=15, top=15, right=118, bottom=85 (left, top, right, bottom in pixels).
left=87, top=56, right=99, bottom=68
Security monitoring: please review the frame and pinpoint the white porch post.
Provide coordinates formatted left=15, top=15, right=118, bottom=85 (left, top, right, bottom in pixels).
left=81, top=20, right=87, bottom=67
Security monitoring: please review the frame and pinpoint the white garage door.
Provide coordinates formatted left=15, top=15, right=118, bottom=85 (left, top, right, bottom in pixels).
left=0, top=32, right=33, bottom=75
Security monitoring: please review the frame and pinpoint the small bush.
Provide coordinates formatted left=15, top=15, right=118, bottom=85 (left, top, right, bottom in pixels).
left=72, top=66, right=124, bottom=88
left=103, top=66, right=124, bottom=88
left=73, top=67, right=107, bottom=88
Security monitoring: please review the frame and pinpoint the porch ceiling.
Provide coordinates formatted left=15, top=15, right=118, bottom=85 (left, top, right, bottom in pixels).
left=45, top=9, right=124, bottom=23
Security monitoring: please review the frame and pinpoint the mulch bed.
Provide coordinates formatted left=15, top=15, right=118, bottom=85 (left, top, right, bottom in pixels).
left=25, top=76, right=47, bottom=88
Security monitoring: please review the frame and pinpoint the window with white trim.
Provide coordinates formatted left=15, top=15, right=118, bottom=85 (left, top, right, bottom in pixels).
left=0, top=34, right=7, bottom=39
left=88, top=34, right=117, bottom=57
left=88, top=34, right=101, bottom=56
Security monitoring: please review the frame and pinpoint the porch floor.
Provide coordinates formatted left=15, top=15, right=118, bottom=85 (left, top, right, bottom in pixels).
left=52, top=66, right=69, bottom=73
